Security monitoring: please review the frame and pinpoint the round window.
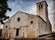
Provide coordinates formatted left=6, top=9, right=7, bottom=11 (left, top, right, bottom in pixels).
left=6, top=26, right=8, bottom=28
left=17, top=17, right=20, bottom=22
left=31, top=21, right=33, bottom=24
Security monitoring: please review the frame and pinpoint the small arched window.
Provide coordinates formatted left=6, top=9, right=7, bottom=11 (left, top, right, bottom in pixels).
left=39, top=4, right=43, bottom=10
left=6, top=26, right=8, bottom=28
left=39, top=5, right=40, bottom=10
left=9, top=28, right=10, bottom=29
left=31, top=21, right=33, bottom=24
left=41, top=5, right=43, bottom=9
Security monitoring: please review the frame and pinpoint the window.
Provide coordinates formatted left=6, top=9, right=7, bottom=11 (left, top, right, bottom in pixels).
left=16, top=28, right=19, bottom=36
left=14, top=28, right=15, bottom=29
left=41, top=5, right=43, bottom=9
left=6, top=26, right=8, bottom=28
left=31, top=21, right=33, bottom=24
left=39, top=5, right=40, bottom=10
left=39, top=4, right=43, bottom=10
left=9, top=28, right=10, bottom=29
left=17, top=17, right=20, bottom=22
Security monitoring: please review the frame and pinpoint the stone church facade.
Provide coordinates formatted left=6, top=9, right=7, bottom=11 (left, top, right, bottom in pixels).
left=2, top=1, right=52, bottom=39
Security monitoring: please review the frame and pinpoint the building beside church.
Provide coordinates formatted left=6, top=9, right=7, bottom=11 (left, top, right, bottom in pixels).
left=2, top=1, right=52, bottom=39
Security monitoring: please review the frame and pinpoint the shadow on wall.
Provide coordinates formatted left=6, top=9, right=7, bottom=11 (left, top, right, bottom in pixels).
left=0, top=29, right=2, bottom=37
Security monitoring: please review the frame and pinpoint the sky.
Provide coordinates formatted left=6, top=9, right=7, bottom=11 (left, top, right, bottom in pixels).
left=6, top=0, right=53, bottom=17
left=6, top=0, right=54, bottom=27
left=0, top=0, right=54, bottom=29
left=6, top=0, right=39, bottom=17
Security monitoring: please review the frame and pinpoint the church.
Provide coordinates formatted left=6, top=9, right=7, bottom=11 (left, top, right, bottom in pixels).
left=2, top=1, right=52, bottom=39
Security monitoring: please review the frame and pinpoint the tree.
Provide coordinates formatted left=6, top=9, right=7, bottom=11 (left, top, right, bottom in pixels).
left=0, top=0, right=11, bottom=24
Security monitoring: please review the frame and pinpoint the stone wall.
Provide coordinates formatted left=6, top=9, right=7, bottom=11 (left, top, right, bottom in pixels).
left=2, top=11, right=52, bottom=38
left=27, top=15, right=38, bottom=38
left=2, top=19, right=11, bottom=39
left=9, top=12, right=28, bottom=38
left=37, top=16, right=51, bottom=35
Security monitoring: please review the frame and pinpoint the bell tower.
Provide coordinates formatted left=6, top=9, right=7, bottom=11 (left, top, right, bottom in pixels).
left=37, top=1, right=48, bottom=21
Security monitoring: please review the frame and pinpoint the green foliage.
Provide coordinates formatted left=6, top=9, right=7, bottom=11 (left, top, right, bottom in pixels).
left=0, top=0, right=11, bottom=24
